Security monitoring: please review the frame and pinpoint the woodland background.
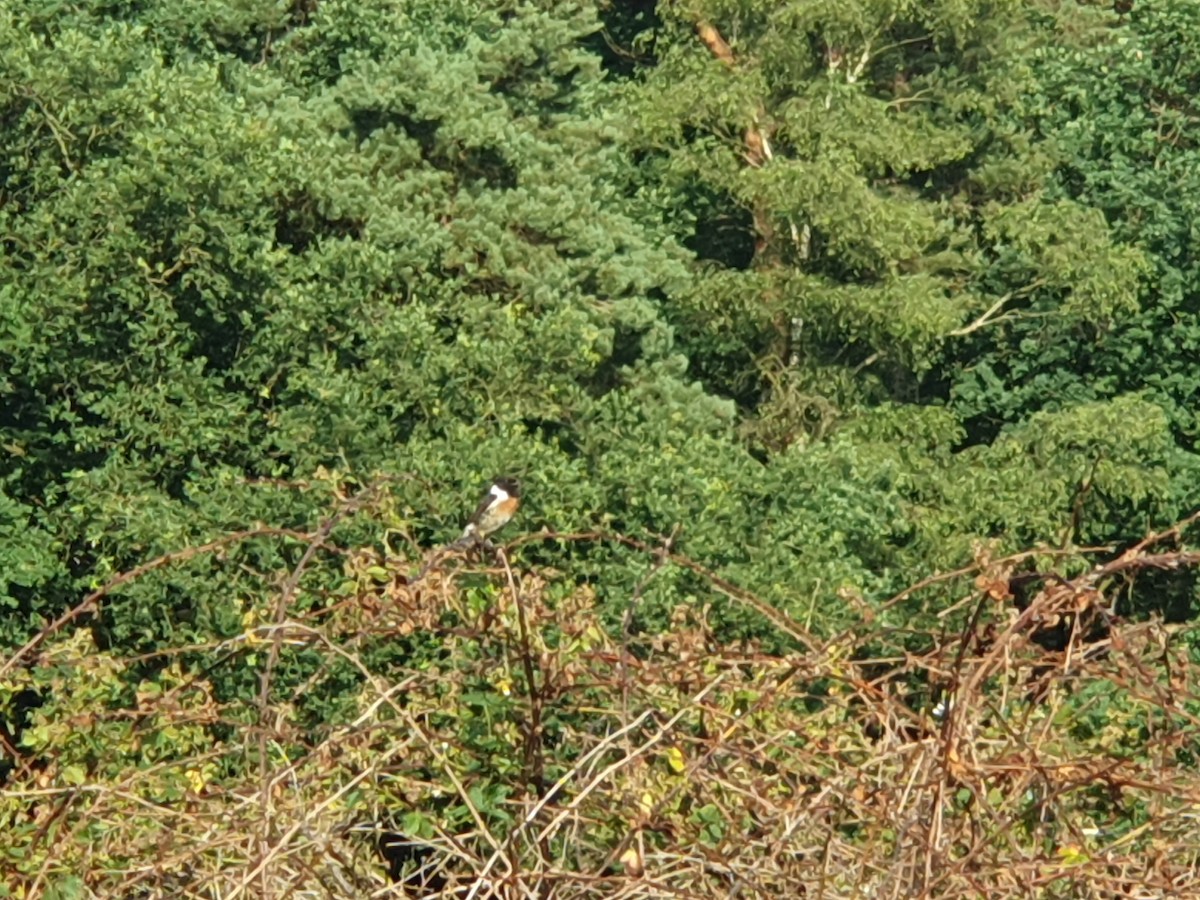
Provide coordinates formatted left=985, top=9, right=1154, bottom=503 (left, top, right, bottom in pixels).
left=3, top=0, right=1200, bottom=896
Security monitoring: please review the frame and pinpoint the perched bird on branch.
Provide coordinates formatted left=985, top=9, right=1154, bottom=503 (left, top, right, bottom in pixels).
left=409, top=477, right=522, bottom=584
left=461, top=476, right=521, bottom=541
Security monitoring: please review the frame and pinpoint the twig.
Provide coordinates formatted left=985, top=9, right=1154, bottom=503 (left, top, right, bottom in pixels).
left=510, top=529, right=819, bottom=652
left=0, top=527, right=314, bottom=681
left=950, top=281, right=1047, bottom=337
left=254, top=486, right=377, bottom=897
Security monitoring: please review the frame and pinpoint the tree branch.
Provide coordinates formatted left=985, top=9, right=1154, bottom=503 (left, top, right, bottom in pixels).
left=949, top=281, right=1046, bottom=337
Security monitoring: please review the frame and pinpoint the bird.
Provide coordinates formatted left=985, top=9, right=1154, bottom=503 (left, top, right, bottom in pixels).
left=408, top=477, right=523, bottom=585
left=461, top=476, right=521, bottom=541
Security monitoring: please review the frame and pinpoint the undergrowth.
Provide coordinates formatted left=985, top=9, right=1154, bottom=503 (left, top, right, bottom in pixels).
left=3, top=494, right=1199, bottom=899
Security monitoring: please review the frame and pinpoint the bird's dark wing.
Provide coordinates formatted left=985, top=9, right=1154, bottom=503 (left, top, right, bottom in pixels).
left=465, top=489, right=496, bottom=529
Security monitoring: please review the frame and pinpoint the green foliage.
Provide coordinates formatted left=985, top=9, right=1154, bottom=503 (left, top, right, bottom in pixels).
left=629, top=0, right=1026, bottom=400
left=0, top=0, right=705, bottom=660
left=617, top=2, right=1184, bottom=589
left=3, top=6, right=1200, bottom=892
left=3, top=545, right=1198, bottom=896
left=0, top=0, right=1194, bottom=687
left=0, top=631, right=222, bottom=888
left=948, top=0, right=1200, bottom=467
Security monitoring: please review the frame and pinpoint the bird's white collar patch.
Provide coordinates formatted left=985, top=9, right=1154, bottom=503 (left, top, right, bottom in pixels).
left=490, top=484, right=510, bottom=503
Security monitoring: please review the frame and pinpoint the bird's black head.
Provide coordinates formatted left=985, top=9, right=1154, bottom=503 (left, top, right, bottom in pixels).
left=491, top=476, right=521, bottom=498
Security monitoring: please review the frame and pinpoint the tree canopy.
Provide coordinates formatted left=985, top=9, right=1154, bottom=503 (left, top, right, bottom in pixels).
left=2, top=0, right=1199, bottom=895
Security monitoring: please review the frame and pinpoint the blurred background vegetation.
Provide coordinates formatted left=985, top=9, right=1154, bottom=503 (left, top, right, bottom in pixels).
left=2, top=0, right=1200, bottom=895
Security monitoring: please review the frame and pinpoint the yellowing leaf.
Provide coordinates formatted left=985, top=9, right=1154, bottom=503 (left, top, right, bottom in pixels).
left=619, top=846, right=644, bottom=877
left=665, top=745, right=686, bottom=774
left=1056, top=844, right=1089, bottom=865
left=639, top=791, right=654, bottom=816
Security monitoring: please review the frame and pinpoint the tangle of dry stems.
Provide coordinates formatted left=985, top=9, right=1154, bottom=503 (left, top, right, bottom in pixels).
left=2, top=509, right=1200, bottom=899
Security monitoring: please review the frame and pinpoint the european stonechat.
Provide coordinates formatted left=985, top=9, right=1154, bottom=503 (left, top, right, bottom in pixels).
left=462, top=477, right=521, bottom=540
